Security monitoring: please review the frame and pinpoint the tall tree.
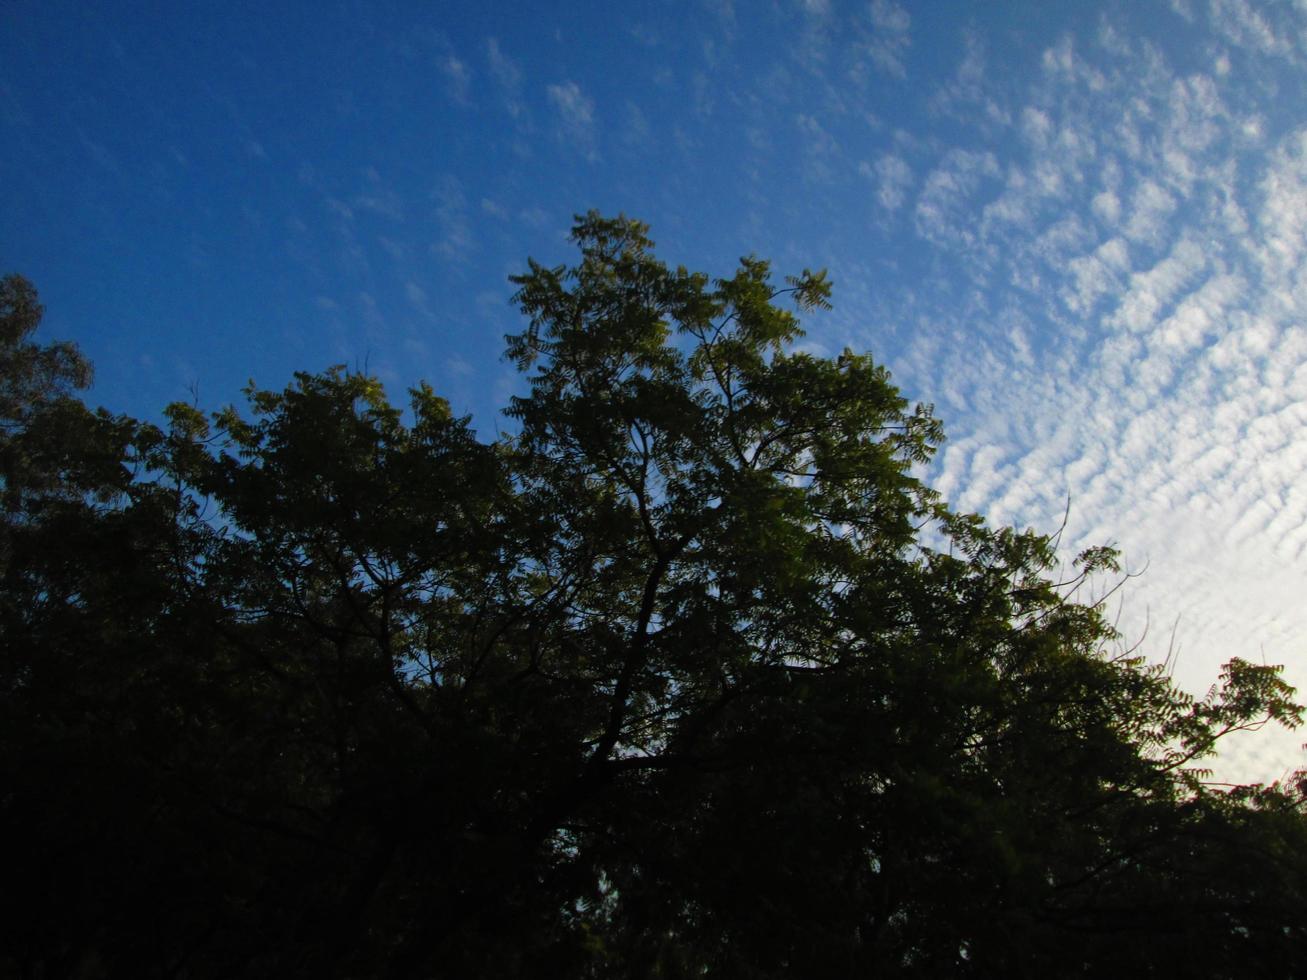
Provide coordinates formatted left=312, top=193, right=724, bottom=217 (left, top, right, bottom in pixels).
left=1, top=220, right=1305, bottom=978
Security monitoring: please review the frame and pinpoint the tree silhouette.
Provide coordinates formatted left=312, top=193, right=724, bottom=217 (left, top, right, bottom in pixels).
left=2, top=223, right=1305, bottom=978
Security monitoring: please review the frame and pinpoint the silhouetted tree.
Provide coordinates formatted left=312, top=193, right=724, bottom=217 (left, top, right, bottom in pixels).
left=1, top=222, right=1305, bottom=979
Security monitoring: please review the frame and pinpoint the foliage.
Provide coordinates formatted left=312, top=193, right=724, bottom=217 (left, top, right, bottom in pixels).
left=1, top=225, right=1305, bottom=978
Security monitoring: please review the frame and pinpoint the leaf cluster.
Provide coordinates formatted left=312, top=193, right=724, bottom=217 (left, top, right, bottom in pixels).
left=1, top=227, right=1305, bottom=978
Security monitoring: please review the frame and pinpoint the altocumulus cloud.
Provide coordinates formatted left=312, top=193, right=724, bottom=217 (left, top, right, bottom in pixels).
left=854, top=4, right=1307, bottom=784
left=547, top=80, right=598, bottom=158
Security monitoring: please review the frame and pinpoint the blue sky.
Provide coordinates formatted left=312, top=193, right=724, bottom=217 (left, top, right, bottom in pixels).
left=6, top=0, right=1307, bottom=782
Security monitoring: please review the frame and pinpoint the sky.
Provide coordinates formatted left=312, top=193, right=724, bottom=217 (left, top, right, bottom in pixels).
left=5, top=0, right=1307, bottom=784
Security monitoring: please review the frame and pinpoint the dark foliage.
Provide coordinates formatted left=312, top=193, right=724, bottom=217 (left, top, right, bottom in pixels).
left=1, top=223, right=1305, bottom=979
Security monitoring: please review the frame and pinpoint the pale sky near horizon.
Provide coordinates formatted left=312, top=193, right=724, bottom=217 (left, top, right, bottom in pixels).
left=5, top=0, right=1307, bottom=783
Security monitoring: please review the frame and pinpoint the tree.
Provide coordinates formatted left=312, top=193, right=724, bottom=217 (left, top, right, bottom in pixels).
left=1, top=219, right=1305, bottom=979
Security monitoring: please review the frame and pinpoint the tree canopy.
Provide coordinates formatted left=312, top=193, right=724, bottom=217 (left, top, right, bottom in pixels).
left=2, top=218, right=1306, bottom=978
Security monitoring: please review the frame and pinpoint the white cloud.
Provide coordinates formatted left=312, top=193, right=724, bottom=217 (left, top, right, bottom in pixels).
left=1123, top=180, right=1178, bottom=244
left=1255, top=130, right=1307, bottom=284
left=439, top=53, right=472, bottom=104
left=1092, top=189, right=1122, bottom=226
left=870, top=0, right=909, bottom=33
left=405, top=280, right=431, bottom=315
left=914, top=149, right=1001, bottom=248
left=1063, top=237, right=1129, bottom=315
left=865, top=0, right=911, bottom=77
left=486, top=37, right=525, bottom=118
left=849, top=7, right=1307, bottom=785
left=861, top=153, right=912, bottom=210
left=623, top=101, right=652, bottom=147
left=547, top=80, right=598, bottom=157
left=933, top=33, right=1010, bottom=125
left=796, top=113, right=839, bottom=180
left=1210, top=0, right=1291, bottom=55
left=1041, top=35, right=1109, bottom=90
left=1108, top=236, right=1207, bottom=335
left=353, top=173, right=406, bottom=222
left=1021, top=106, right=1053, bottom=144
